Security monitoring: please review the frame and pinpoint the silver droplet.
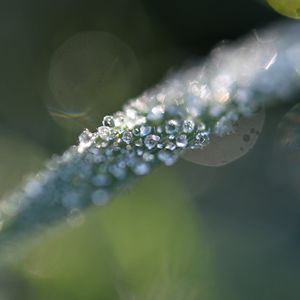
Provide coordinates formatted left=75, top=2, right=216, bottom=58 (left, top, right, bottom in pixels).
left=97, top=126, right=111, bottom=141
left=122, top=131, right=133, bottom=144
left=143, top=152, right=155, bottom=162
left=79, top=128, right=93, bottom=145
left=144, top=134, right=160, bottom=150
left=157, top=150, right=178, bottom=166
left=103, top=115, right=115, bottom=127
left=176, top=134, right=188, bottom=148
left=165, top=142, right=176, bottom=151
left=91, top=189, right=110, bottom=206
left=140, top=125, right=152, bottom=137
left=182, top=120, right=195, bottom=134
left=165, top=120, right=179, bottom=135
left=92, top=174, right=111, bottom=187
left=132, top=162, right=150, bottom=176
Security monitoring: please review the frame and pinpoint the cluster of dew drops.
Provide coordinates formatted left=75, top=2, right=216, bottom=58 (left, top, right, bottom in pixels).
left=77, top=96, right=211, bottom=205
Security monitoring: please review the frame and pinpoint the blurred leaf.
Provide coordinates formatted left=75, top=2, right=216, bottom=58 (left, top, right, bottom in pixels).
left=18, top=168, right=217, bottom=300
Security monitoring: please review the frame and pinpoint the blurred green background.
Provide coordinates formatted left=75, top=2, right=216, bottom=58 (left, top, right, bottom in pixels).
left=1, top=0, right=300, bottom=299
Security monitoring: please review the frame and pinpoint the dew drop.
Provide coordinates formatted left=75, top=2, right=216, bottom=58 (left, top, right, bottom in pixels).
left=91, top=189, right=110, bottom=206
left=136, top=148, right=144, bottom=156
left=144, top=134, right=160, bottom=150
left=182, top=120, right=195, bottom=134
left=191, top=132, right=210, bottom=149
left=135, top=138, right=143, bottom=147
left=132, top=162, right=150, bottom=175
left=97, top=126, right=111, bottom=141
left=140, top=125, right=152, bottom=137
left=103, top=115, right=115, bottom=127
left=147, top=105, right=164, bottom=121
left=176, top=134, right=188, bottom=148
left=165, top=120, right=179, bottom=135
left=132, top=127, right=140, bottom=137
left=109, top=164, right=127, bottom=180
left=62, top=191, right=80, bottom=209
left=142, top=152, right=155, bottom=162
left=157, top=150, right=178, bottom=166
left=114, top=112, right=126, bottom=127
left=122, top=131, right=133, bottom=144
left=165, top=142, right=176, bottom=151
left=79, top=129, right=93, bottom=145
left=92, top=174, right=111, bottom=187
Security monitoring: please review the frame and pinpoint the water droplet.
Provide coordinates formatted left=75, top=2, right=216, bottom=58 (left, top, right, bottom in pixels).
left=62, top=191, right=80, bottom=209
left=114, top=112, right=126, bottom=127
left=91, top=189, right=109, bottom=206
left=165, top=120, right=179, bottom=135
left=79, top=128, right=93, bottom=145
left=165, top=142, right=176, bottom=151
left=97, top=126, right=111, bottom=141
left=140, top=125, right=152, bottom=137
left=176, top=134, right=188, bottom=148
left=144, top=134, right=160, bottom=150
left=155, top=125, right=163, bottom=134
left=132, top=127, right=140, bottom=137
left=78, top=129, right=93, bottom=152
left=182, top=120, right=195, bottom=134
left=135, top=138, right=143, bottom=147
left=147, top=105, right=164, bottom=121
left=103, top=115, right=115, bottom=127
left=132, top=162, right=150, bottom=175
left=92, top=174, right=111, bottom=187
left=122, top=131, right=133, bottom=144
left=24, top=179, right=43, bottom=198
left=197, top=122, right=206, bottom=131
left=109, top=164, right=127, bottom=180
left=192, top=132, right=210, bottom=149
left=157, top=150, right=178, bottom=166
left=143, top=152, right=155, bottom=162
left=136, top=148, right=144, bottom=156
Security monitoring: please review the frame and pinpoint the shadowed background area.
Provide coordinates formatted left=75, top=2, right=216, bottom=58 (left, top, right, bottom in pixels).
left=1, top=0, right=300, bottom=299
